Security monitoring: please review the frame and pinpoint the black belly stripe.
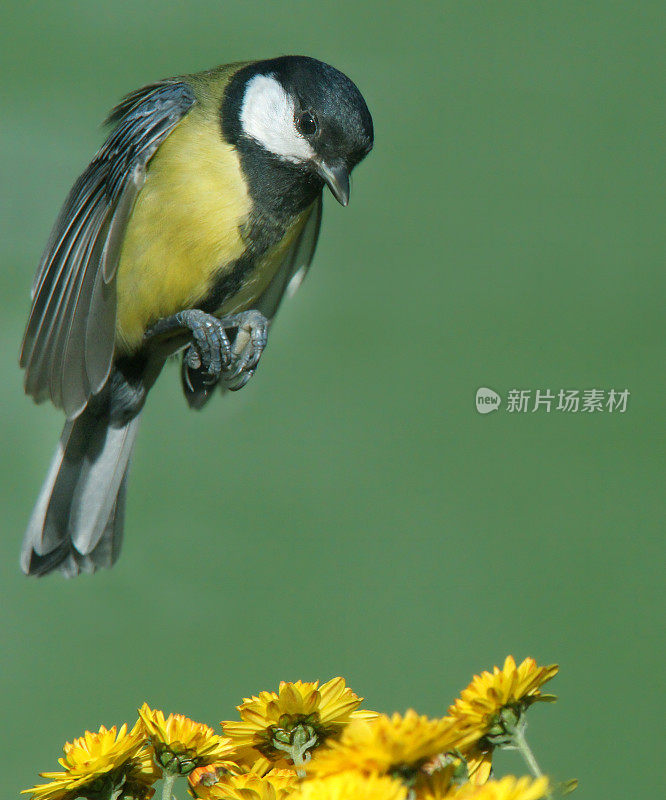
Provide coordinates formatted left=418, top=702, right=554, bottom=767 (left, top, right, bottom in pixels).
left=200, top=206, right=294, bottom=315
left=199, top=251, right=257, bottom=315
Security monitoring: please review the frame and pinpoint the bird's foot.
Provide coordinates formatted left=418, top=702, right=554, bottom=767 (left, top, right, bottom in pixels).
left=182, top=310, right=268, bottom=394
left=146, top=308, right=232, bottom=385
left=219, top=310, right=269, bottom=392
left=145, top=308, right=269, bottom=407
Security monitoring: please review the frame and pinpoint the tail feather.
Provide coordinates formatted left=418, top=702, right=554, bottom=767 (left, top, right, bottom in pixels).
left=21, top=408, right=140, bottom=577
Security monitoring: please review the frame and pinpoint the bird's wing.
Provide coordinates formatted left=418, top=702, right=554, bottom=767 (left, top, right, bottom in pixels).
left=255, top=193, right=323, bottom=323
left=20, top=80, right=196, bottom=419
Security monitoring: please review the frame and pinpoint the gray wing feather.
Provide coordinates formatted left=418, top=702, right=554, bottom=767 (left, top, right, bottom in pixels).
left=255, top=194, right=323, bottom=322
left=20, top=81, right=196, bottom=419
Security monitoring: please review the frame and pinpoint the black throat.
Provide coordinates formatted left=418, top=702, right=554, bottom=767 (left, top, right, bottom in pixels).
left=221, top=63, right=323, bottom=239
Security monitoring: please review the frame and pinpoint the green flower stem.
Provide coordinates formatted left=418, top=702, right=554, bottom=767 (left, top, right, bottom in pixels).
left=161, top=772, right=179, bottom=800
left=511, top=723, right=552, bottom=800
left=290, top=747, right=309, bottom=778
left=512, top=722, right=542, bottom=777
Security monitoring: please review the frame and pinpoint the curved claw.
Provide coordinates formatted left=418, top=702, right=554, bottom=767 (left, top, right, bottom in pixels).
left=226, top=369, right=255, bottom=392
left=220, top=310, right=269, bottom=386
left=183, top=345, right=221, bottom=388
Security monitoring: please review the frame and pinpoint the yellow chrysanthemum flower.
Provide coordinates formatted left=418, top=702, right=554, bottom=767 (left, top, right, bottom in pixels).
left=221, top=678, right=374, bottom=769
left=188, top=761, right=245, bottom=797
left=293, top=772, right=408, bottom=800
left=453, top=776, right=549, bottom=800
left=447, top=657, right=558, bottom=743
left=189, top=764, right=226, bottom=794
left=306, top=710, right=462, bottom=781
left=22, top=723, right=150, bottom=800
left=446, top=657, right=558, bottom=783
left=139, top=704, right=237, bottom=776
left=200, top=770, right=298, bottom=800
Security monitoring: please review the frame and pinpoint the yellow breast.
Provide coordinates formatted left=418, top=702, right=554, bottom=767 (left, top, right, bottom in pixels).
left=114, top=99, right=252, bottom=352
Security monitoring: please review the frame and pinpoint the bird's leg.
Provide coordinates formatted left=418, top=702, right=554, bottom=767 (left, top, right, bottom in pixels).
left=144, top=309, right=233, bottom=385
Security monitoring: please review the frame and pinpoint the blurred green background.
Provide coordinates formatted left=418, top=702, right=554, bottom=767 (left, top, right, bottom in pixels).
left=1, top=2, right=663, bottom=798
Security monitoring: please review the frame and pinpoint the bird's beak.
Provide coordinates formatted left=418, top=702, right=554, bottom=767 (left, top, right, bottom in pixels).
left=316, top=161, right=350, bottom=206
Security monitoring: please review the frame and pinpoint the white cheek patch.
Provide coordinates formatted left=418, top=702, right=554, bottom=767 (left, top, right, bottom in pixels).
left=240, top=74, right=316, bottom=163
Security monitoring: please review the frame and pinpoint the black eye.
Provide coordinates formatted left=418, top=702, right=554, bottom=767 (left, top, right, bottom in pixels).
left=296, top=111, right=318, bottom=136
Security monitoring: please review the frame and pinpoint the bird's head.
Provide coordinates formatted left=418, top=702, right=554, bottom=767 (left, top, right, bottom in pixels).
left=223, top=56, right=373, bottom=207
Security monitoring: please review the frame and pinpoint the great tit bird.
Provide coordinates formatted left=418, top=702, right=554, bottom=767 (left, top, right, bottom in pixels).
left=19, top=56, right=373, bottom=577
